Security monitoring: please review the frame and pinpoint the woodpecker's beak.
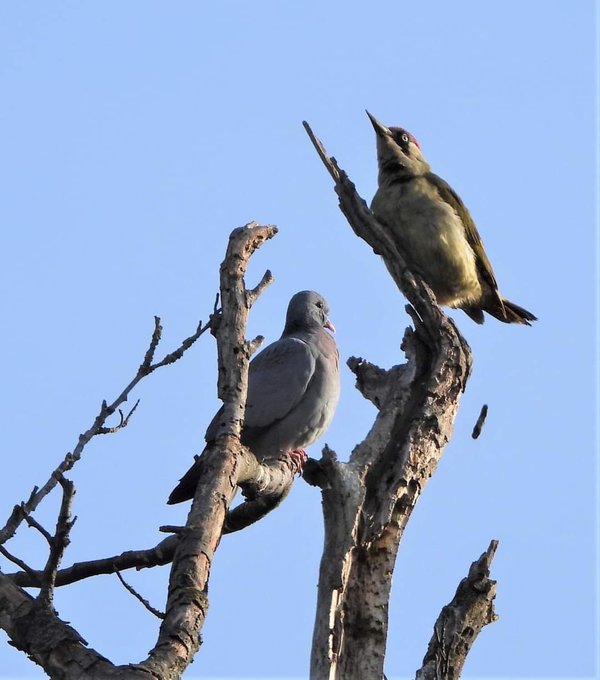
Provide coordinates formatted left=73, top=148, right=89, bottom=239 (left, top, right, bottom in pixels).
left=324, top=319, right=336, bottom=333
left=366, top=110, right=391, bottom=138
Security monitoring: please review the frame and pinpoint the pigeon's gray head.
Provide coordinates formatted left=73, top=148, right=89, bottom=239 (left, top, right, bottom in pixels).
left=366, top=110, right=430, bottom=179
left=284, top=290, right=335, bottom=334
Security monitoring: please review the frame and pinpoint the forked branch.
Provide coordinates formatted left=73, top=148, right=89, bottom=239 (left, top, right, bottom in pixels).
left=0, top=316, right=211, bottom=547
left=304, top=121, right=494, bottom=680
left=1, top=223, right=285, bottom=679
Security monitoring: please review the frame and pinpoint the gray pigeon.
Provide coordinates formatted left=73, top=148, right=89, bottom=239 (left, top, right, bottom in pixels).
left=167, top=290, right=340, bottom=504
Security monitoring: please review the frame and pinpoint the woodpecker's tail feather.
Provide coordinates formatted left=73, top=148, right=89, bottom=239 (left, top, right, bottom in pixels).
left=462, top=298, right=537, bottom=325
left=492, top=298, right=537, bottom=325
left=462, top=306, right=485, bottom=324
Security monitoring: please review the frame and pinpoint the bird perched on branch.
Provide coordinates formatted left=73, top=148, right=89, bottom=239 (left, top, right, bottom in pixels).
left=168, top=290, right=340, bottom=504
left=367, top=111, right=536, bottom=325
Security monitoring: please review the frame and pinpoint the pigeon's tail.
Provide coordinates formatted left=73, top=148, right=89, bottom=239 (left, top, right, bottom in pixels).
left=167, top=455, right=204, bottom=504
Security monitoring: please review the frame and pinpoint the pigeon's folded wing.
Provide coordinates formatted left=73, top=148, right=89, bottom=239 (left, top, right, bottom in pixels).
left=242, top=337, right=316, bottom=430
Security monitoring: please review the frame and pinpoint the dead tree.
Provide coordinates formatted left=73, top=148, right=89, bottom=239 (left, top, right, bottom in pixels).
left=303, top=123, right=497, bottom=679
left=0, top=126, right=497, bottom=679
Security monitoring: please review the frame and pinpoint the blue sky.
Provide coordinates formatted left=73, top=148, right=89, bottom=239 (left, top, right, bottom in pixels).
left=0, top=1, right=596, bottom=678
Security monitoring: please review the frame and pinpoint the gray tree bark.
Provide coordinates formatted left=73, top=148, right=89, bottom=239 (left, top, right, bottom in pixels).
left=303, top=122, right=497, bottom=680
left=1, top=223, right=294, bottom=679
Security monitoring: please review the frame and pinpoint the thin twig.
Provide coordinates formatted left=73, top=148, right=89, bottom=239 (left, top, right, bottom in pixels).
left=151, top=319, right=211, bottom=370
left=0, top=545, right=38, bottom=577
left=38, top=474, right=76, bottom=609
left=98, top=400, right=141, bottom=435
left=0, top=316, right=211, bottom=546
left=23, top=512, right=53, bottom=544
left=141, top=316, right=163, bottom=373
left=115, top=570, right=165, bottom=619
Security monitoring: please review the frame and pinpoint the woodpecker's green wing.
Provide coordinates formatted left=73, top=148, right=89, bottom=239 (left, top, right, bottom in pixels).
left=425, top=172, right=499, bottom=293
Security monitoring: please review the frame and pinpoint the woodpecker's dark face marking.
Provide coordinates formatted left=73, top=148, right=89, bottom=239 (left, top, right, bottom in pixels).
left=390, top=127, right=420, bottom=153
left=366, top=111, right=430, bottom=179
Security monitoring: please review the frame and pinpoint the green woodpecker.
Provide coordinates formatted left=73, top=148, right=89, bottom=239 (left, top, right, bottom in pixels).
left=367, top=111, right=536, bottom=325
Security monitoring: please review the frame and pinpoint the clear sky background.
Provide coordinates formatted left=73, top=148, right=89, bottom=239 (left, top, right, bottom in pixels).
left=0, top=2, right=596, bottom=679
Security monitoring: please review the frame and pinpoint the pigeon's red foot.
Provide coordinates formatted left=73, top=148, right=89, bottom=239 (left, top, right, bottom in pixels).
left=288, top=449, right=308, bottom=475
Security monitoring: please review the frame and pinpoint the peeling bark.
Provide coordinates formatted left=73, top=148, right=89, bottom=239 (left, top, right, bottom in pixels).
left=0, top=222, right=281, bottom=679
left=416, top=541, right=499, bottom=680
left=0, top=572, right=152, bottom=680
left=137, top=223, right=278, bottom=678
left=303, top=123, right=494, bottom=680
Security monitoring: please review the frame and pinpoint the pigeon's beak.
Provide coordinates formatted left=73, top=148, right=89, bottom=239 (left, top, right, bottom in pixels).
left=366, top=110, right=391, bottom=138
left=324, top=319, right=336, bottom=333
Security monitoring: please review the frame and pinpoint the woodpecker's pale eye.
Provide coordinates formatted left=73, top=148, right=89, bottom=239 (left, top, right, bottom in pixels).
left=392, top=130, right=412, bottom=152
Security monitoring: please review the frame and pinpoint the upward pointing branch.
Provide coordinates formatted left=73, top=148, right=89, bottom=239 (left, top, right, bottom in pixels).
left=141, top=222, right=278, bottom=679
left=303, top=121, right=493, bottom=680
left=416, top=540, right=499, bottom=680
left=0, top=223, right=278, bottom=680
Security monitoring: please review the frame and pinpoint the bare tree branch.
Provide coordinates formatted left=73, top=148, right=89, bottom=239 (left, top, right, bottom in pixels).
left=1, top=300, right=220, bottom=678
left=303, top=121, right=443, bottom=325
left=0, top=317, right=211, bottom=547
left=0, top=545, right=37, bottom=577
left=246, top=268, right=274, bottom=308
left=141, top=316, right=164, bottom=372
left=23, top=512, right=53, bottom=544
left=8, top=450, right=301, bottom=590
left=8, top=535, right=179, bottom=588
left=416, top=540, right=499, bottom=680
left=115, top=570, right=165, bottom=620
left=0, top=572, right=152, bottom=679
left=151, top=319, right=211, bottom=370
left=38, top=474, right=76, bottom=609
left=304, top=121, right=477, bottom=680
left=97, top=400, right=141, bottom=435
left=139, top=222, right=279, bottom=679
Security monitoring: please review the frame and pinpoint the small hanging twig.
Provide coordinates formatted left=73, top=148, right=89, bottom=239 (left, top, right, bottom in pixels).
left=115, top=570, right=165, bottom=619
left=471, top=404, right=489, bottom=439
